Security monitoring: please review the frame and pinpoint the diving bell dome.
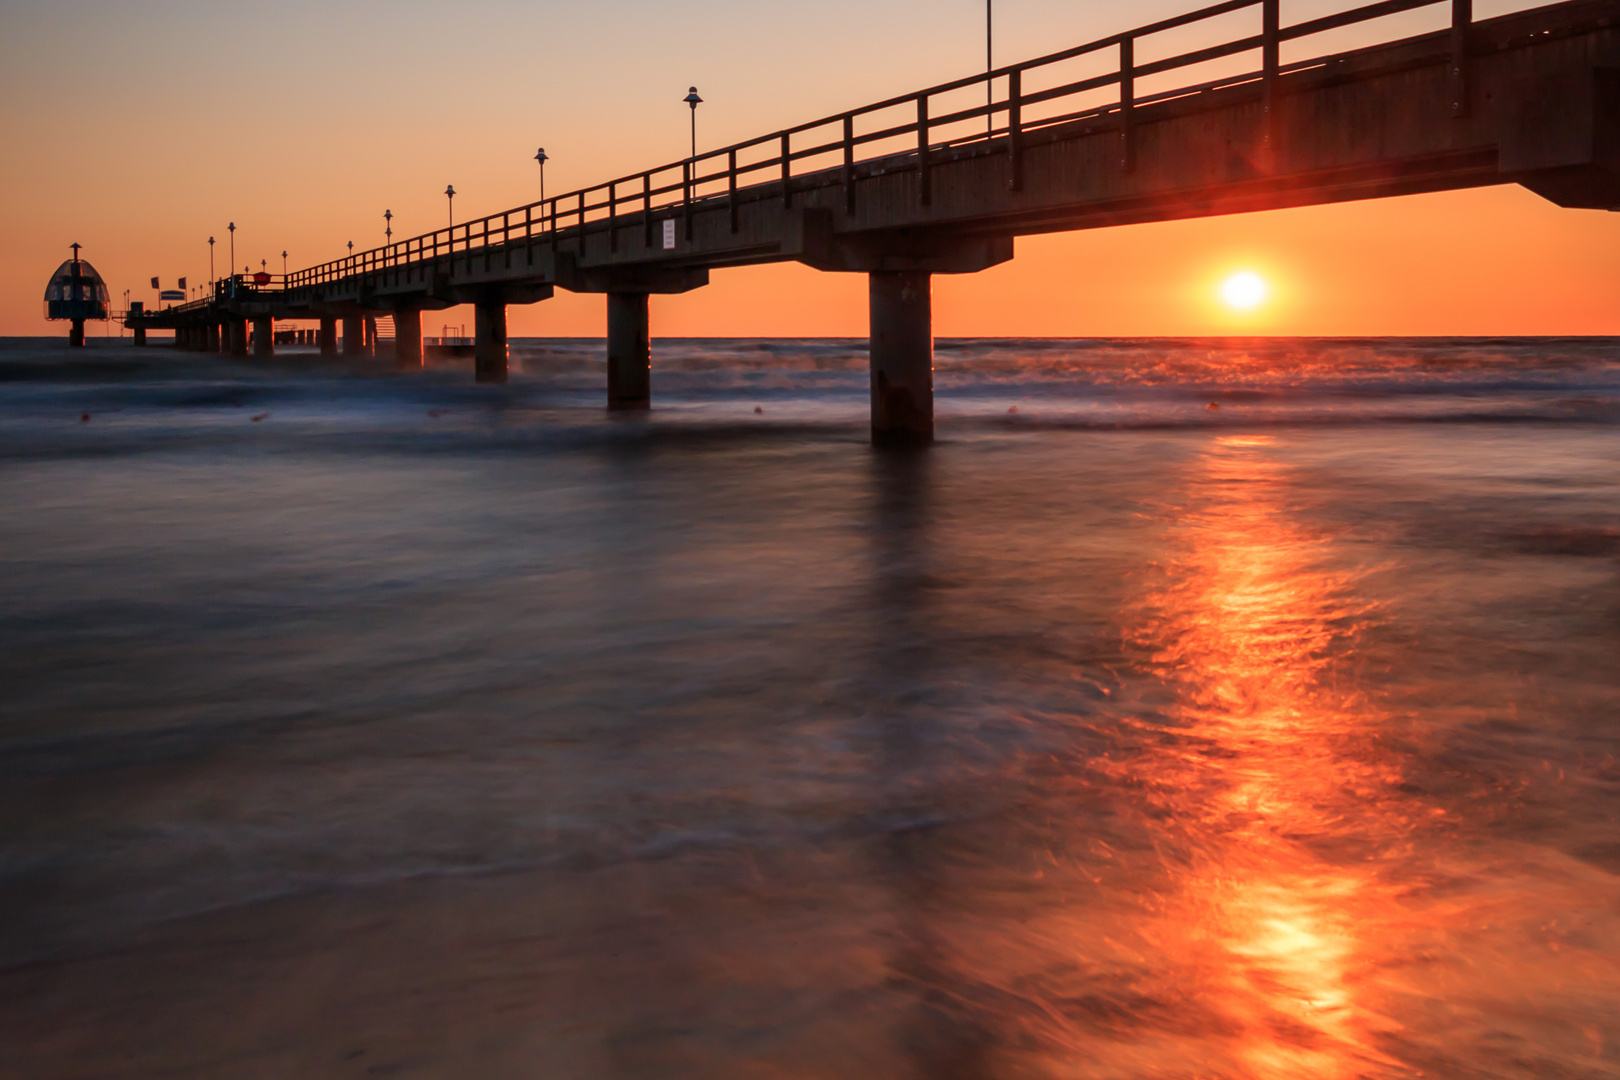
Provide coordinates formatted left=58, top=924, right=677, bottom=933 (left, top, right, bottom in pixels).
left=44, top=256, right=110, bottom=321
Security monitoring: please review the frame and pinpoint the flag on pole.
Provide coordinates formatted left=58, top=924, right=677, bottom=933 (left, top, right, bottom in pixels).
left=150, top=277, right=159, bottom=290
left=178, top=277, right=186, bottom=290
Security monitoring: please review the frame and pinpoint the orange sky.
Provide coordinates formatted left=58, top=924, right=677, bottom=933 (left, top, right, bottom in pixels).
left=4, top=0, right=1618, bottom=338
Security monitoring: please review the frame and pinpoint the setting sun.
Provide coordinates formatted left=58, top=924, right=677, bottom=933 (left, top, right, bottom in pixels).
left=1220, top=272, right=1270, bottom=311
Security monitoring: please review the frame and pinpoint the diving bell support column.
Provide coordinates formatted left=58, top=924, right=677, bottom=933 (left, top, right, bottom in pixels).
left=868, top=271, right=934, bottom=446
left=607, top=292, right=651, bottom=410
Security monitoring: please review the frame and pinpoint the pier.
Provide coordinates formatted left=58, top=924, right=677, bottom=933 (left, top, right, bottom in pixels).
left=127, top=0, right=1620, bottom=444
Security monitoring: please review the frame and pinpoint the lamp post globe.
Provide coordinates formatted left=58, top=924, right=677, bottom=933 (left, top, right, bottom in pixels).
left=684, top=87, right=703, bottom=160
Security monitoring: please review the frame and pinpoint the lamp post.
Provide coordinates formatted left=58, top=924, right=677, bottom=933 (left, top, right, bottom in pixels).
left=445, top=185, right=456, bottom=230
left=684, top=87, right=703, bottom=159
left=534, top=148, right=548, bottom=204
left=208, top=236, right=215, bottom=289
left=281, top=250, right=288, bottom=282
left=228, top=222, right=236, bottom=297
left=384, top=209, right=393, bottom=245
left=987, top=0, right=994, bottom=138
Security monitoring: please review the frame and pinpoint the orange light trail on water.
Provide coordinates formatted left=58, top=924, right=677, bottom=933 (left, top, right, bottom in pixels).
left=1112, top=433, right=1413, bottom=1077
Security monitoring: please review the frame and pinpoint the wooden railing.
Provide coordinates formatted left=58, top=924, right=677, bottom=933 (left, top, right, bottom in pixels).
left=285, top=0, right=1481, bottom=290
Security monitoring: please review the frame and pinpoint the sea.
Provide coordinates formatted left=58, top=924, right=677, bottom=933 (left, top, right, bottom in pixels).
left=1, top=334, right=1618, bottom=1079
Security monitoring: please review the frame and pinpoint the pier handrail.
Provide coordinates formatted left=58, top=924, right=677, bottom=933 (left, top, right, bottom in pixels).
left=285, top=0, right=1476, bottom=290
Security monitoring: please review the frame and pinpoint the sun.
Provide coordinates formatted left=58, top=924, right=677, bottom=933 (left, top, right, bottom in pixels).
left=1220, top=271, right=1269, bottom=312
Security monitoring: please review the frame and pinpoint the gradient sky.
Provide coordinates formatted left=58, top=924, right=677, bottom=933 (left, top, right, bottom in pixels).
left=4, top=0, right=1618, bottom=338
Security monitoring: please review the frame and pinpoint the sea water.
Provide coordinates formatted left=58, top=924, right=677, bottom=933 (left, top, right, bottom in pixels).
left=1, top=335, right=1617, bottom=1078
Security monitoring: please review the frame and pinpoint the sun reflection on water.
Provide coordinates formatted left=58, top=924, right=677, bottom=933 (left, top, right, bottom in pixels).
left=1122, top=432, right=1409, bottom=1077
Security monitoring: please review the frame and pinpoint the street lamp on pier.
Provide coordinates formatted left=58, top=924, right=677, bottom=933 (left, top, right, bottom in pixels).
left=384, top=209, right=393, bottom=246
left=282, top=250, right=288, bottom=280
left=534, top=148, right=548, bottom=204
left=208, top=236, right=215, bottom=289
left=684, top=87, right=703, bottom=160
left=227, top=222, right=236, bottom=297
left=445, top=185, right=456, bottom=230
left=987, top=0, right=994, bottom=138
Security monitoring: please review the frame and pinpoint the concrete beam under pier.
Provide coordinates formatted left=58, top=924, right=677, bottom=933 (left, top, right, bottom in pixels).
left=607, top=293, right=651, bottom=411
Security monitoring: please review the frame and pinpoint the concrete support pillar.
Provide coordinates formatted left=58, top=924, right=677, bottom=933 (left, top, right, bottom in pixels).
left=228, top=318, right=248, bottom=357
left=133, top=326, right=147, bottom=347
left=363, top=316, right=378, bottom=357
left=606, top=292, right=651, bottom=410
left=395, top=308, right=423, bottom=369
left=475, top=297, right=508, bottom=384
left=209, top=323, right=221, bottom=353
left=69, top=320, right=85, bottom=347
left=319, top=317, right=337, bottom=356
left=341, top=315, right=364, bottom=357
left=868, top=271, right=934, bottom=446
left=252, top=316, right=274, bottom=358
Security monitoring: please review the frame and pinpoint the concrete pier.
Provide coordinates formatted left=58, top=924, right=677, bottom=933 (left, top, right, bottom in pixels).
left=341, top=315, right=363, bottom=357
left=475, top=298, right=507, bottom=384
left=134, top=326, right=147, bottom=347
left=319, top=317, right=336, bottom=356
left=252, top=316, right=273, bottom=358
left=209, top=323, right=221, bottom=353
left=395, top=309, right=422, bottom=368
left=607, top=293, right=651, bottom=410
left=69, top=319, right=84, bottom=348
left=868, top=272, right=934, bottom=446
left=227, top=318, right=249, bottom=357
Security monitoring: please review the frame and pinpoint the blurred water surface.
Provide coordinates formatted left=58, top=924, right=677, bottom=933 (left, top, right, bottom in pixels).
left=1, top=336, right=1618, bottom=1079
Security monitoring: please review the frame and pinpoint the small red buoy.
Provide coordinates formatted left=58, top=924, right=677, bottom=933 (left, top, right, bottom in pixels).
left=251, top=413, right=269, bottom=423
left=80, top=413, right=89, bottom=423
left=428, top=409, right=445, bottom=418
left=754, top=406, right=763, bottom=414
left=1008, top=406, right=1018, bottom=414
left=1207, top=402, right=1221, bottom=411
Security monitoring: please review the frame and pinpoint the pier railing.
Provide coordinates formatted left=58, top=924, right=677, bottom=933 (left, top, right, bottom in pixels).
left=286, top=0, right=1478, bottom=290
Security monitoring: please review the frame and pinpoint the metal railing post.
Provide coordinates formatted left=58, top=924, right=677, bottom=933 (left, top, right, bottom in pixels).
left=1262, top=0, right=1280, bottom=160
left=1007, top=68, right=1024, bottom=191
left=643, top=174, right=654, bottom=248
left=843, top=115, right=857, bottom=213
left=609, top=182, right=619, bottom=253
left=917, top=94, right=932, bottom=207
left=684, top=162, right=693, bottom=241
left=781, top=132, right=793, bottom=209
left=1120, top=36, right=1136, bottom=174
left=730, top=150, right=740, bottom=234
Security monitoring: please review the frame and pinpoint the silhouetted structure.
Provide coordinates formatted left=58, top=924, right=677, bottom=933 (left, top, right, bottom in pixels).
left=126, top=0, right=1620, bottom=443
left=45, top=245, right=109, bottom=347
